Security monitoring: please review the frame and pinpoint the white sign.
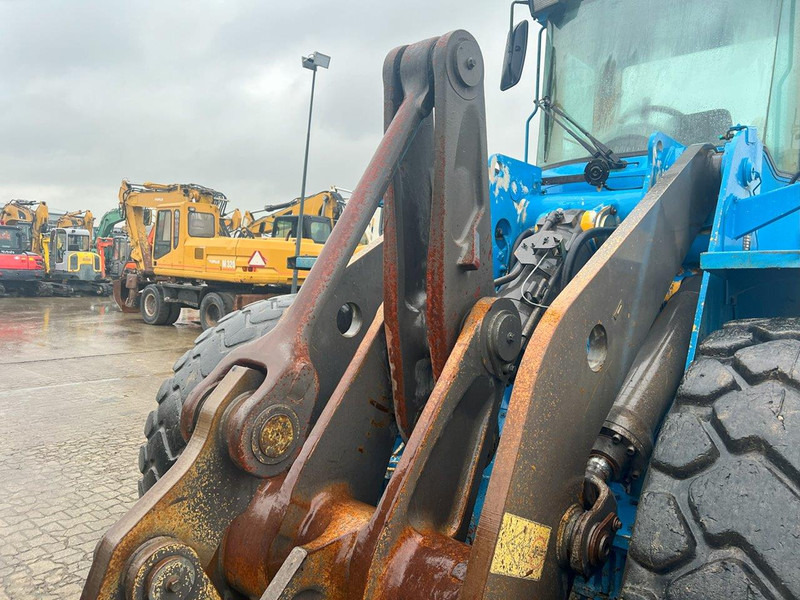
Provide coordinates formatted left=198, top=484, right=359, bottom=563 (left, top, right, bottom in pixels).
left=248, top=251, right=267, bottom=267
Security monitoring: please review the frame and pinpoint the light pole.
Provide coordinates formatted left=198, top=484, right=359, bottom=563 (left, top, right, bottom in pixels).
left=291, top=50, right=331, bottom=293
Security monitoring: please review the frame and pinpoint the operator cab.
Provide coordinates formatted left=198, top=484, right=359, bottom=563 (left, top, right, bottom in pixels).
left=6, top=221, right=34, bottom=252
left=505, top=0, right=800, bottom=178
left=108, top=233, right=131, bottom=279
left=272, top=215, right=333, bottom=244
left=0, top=225, right=25, bottom=254
left=49, top=227, right=102, bottom=281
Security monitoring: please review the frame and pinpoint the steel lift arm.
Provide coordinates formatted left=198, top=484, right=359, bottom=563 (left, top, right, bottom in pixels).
left=82, top=30, right=721, bottom=600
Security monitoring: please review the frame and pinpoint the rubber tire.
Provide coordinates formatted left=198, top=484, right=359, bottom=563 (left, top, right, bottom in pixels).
left=622, top=318, right=800, bottom=600
left=140, top=284, right=172, bottom=325
left=199, top=291, right=234, bottom=330
left=138, top=294, right=294, bottom=495
left=164, top=303, right=182, bottom=326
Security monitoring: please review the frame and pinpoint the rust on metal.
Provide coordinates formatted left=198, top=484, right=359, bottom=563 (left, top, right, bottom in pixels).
left=462, top=144, right=721, bottom=598
left=81, top=366, right=266, bottom=599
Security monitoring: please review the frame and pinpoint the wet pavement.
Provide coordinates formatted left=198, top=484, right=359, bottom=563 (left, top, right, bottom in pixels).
left=0, top=297, right=200, bottom=599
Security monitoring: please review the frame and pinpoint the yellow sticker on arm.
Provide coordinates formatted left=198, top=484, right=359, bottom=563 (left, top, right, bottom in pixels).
left=489, top=512, right=551, bottom=581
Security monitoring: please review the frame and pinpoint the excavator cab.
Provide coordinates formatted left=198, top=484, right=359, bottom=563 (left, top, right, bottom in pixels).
left=11, top=221, right=34, bottom=252
left=272, top=214, right=333, bottom=244
left=48, top=227, right=102, bottom=282
left=107, top=233, right=131, bottom=279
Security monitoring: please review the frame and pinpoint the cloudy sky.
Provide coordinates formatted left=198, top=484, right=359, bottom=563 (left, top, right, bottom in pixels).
left=0, top=1, right=539, bottom=217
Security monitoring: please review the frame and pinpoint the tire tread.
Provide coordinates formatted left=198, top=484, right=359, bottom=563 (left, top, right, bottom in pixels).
left=137, top=295, right=293, bottom=494
left=623, top=317, right=800, bottom=600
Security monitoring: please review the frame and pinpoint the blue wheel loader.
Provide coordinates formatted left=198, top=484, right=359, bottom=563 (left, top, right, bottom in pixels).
left=83, top=1, right=800, bottom=598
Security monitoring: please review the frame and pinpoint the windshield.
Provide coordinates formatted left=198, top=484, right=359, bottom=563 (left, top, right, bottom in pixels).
left=538, top=0, right=799, bottom=172
left=67, top=233, right=90, bottom=252
left=188, top=211, right=216, bottom=238
left=272, top=216, right=332, bottom=242
left=16, top=222, right=33, bottom=250
left=0, top=228, right=22, bottom=251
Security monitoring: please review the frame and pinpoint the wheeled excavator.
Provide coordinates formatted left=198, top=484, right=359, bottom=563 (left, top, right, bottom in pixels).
left=83, top=1, right=800, bottom=598
left=116, top=181, right=331, bottom=329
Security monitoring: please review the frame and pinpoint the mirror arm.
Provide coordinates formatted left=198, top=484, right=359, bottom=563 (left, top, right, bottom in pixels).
left=524, top=23, right=546, bottom=163
left=509, top=0, right=530, bottom=31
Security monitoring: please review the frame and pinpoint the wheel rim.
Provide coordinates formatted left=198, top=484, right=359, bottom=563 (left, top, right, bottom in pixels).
left=206, top=303, right=221, bottom=327
left=144, top=292, right=157, bottom=317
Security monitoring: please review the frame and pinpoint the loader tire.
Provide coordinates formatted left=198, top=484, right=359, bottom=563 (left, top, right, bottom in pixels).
left=622, top=318, right=800, bottom=600
left=138, top=294, right=294, bottom=495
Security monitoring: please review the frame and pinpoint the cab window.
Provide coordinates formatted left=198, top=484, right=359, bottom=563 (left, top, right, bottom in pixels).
left=0, top=228, right=20, bottom=250
left=173, top=210, right=180, bottom=249
left=273, top=217, right=294, bottom=239
left=67, top=233, right=90, bottom=252
left=154, top=210, right=172, bottom=260
left=307, top=220, right=332, bottom=244
left=55, top=230, right=66, bottom=263
left=188, top=212, right=215, bottom=238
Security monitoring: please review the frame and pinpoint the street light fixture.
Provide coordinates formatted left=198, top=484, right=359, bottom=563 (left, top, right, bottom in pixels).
left=291, top=51, right=331, bottom=293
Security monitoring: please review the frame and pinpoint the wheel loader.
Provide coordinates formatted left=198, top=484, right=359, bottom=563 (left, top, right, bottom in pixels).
left=83, top=0, right=800, bottom=598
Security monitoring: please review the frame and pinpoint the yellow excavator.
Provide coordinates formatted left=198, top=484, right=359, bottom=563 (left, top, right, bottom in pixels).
left=117, top=181, right=331, bottom=329
left=55, top=210, right=94, bottom=239
left=234, top=187, right=347, bottom=238
left=0, top=199, right=49, bottom=254
left=0, top=200, right=107, bottom=294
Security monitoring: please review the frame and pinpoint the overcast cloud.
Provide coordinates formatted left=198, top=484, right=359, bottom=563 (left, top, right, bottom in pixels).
left=0, top=1, right=538, bottom=217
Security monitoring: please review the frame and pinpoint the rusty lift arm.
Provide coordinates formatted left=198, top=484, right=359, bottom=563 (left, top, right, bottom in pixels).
left=83, top=30, right=719, bottom=600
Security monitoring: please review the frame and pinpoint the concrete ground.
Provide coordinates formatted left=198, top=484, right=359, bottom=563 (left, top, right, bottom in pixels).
left=0, top=297, right=199, bottom=599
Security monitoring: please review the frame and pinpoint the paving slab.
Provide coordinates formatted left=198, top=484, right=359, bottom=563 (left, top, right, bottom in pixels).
left=0, top=297, right=199, bottom=599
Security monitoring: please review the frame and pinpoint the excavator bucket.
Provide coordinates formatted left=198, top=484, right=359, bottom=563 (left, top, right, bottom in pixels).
left=82, top=30, right=720, bottom=600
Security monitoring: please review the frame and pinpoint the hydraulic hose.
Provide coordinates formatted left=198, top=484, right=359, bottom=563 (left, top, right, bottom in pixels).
left=562, top=227, right=615, bottom=287
left=507, top=226, right=536, bottom=272
left=494, top=262, right=524, bottom=287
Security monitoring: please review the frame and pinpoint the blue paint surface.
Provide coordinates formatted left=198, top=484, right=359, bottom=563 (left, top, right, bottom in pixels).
left=386, top=124, right=800, bottom=599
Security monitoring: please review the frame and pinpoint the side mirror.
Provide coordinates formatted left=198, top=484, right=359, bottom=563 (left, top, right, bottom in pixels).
left=500, top=20, right=529, bottom=91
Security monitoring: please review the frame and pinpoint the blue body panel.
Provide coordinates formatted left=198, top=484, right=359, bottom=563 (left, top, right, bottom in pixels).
left=388, top=127, right=799, bottom=599
left=485, top=127, right=800, bottom=598
left=687, top=127, right=800, bottom=366
left=484, top=132, right=689, bottom=599
left=489, top=133, right=688, bottom=279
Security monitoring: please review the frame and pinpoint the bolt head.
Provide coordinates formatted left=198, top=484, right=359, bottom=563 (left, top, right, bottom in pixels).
left=453, top=39, right=482, bottom=87
left=259, top=414, right=295, bottom=459
left=147, top=556, right=196, bottom=600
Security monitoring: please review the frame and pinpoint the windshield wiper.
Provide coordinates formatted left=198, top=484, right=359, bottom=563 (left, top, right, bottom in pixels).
left=539, top=97, right=627, bottom=187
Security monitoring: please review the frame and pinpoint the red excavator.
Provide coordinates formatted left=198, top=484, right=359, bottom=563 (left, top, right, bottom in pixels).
left=0, top=224, right=45, bottom=295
